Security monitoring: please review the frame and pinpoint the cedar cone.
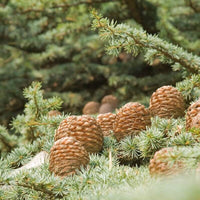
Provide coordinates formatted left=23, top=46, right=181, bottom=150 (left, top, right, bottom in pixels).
left=82, top=101, right=100, bottom=115
left=186, top=100, right=200, bottom=130
left=101, top=95, right=118, bottom=109
left=149, top=147, right=183, bottom=176
left=149, top=86, right=185, bottom=118
left=55, top=115, right=103, bottom=153
left=113, top=102, right=151, bottom=141
left=49, top=136, right=89, bottom=177
left=48, top=110, right=61, bottom=117
left=99, top=103, right=114, bottom=114
left=97, top=113, right=116, bottom=136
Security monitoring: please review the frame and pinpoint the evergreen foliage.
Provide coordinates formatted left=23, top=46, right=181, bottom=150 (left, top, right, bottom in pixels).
left=155, top=0, right=200, bottom=55
left=91, top=10, right=200, bottom=74
left=12, top=82, right=63, bottom=142
left=91, top=8, right=200, bottom=104
left=1, top=0, right=200, bottom=199
left=104, top=175, right=200, bottom=200
left=0, top=126, right=18, bottom=156
left=0, top=82, right=200, bottom=199
left=0, top=0, right=183, bottom=126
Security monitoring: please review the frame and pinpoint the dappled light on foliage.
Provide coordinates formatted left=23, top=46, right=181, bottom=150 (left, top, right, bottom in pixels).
left=1, top=0, right=200, bottom=199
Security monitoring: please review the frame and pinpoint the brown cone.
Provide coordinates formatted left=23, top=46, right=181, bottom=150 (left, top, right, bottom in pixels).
left=97, top=113, right=116, bottom=136
left=149, top=86, right=185, bottom=119
left=149, top=147, right=182, bottom=176
left=55, top=115, right=103, bottom=153
left=101, top=95, right=118, bottom=109
left=186, top=100, right=200, bottom=130
left=49, top=136, right=89, bottom=177
left=48, top=110, right=62, bottom=117
left=113, top=102, right=151, bottom=141
left=82, top=101, right=100, bottom=115
left=99, top=103, right=114, bottom=114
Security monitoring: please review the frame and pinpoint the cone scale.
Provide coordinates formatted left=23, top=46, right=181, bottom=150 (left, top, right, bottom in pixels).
left=55, top=115, right=103, bottom=153
left=49, top=136, right=89, bottom=177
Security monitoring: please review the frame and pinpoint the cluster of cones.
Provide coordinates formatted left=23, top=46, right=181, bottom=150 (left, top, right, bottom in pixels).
left=49, top=115, right=103, bottom=178
left=49, top=85, right=200, bottom=178
left=150, top=86, right=200, bottom=176
left=82, top=95, right=118, bottom=115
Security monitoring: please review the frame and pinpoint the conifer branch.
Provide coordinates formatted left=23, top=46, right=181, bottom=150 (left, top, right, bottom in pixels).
left=156, top=4, right=200, bottom=55
left=33, top=90, right=40, bottom=119
left=176, top=74, right=200, bottom=101
left=91, top=10, right=200, bottom=74
left=20, top=0, right=116, bottom=14
left=14, top=181, right=64, bottom=199
left=1, top=2, right=200, bottom=199
left=0, top=135, right=13, bottom=152
left=187, top=0, right=200, bottom=13
left=0, top=126, right=18, bottom=154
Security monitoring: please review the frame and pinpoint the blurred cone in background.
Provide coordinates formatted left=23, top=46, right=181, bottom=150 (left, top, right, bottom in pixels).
left=149, top=147, right=183, bottom=176
left=82, top=101, right=100, bottom=115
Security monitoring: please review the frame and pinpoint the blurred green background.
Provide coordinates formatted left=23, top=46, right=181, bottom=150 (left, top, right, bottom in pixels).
left=1, top=0, right=199, bottom=126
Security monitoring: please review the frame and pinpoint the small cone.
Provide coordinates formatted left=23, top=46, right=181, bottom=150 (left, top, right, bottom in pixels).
left=99, top=103, right=113, bottom=114
left=82, top=101, right=100, bottom=115
left=49, top=136, right=89, bottom=177
left=149, top=86, right=185, bottom=118
left=55, top=115, right=103, bottom=153
left=97, top=113, right=116, bottom=136
left=149, top=147, right=182, bottom=176
left=186, top=100, right=200, bottom=130
left=101, top=95, right=118, bottom=109
left=113, top=102, right=151, bottom=141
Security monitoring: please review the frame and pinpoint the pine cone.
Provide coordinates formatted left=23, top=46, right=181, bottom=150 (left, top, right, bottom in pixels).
left=149, top=147, right=182, bottom=176
left=97, top=113, right=116, bottom=136
left=82, top=101, right=100, bottom=115
left=113, top=102, right=151, bottom=141
left=48, top=110, right=61, bottom=117
left=101, top=95, right=118, bottom=109
left=99, top=103, right=113, bottom=114
left=186, top=100, right=200, bottom=130
left=149, top=86, right=185, bottom=118
left=49, top=136, right=89, bottom=177
left=55, top=115, right=103, bottom=153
